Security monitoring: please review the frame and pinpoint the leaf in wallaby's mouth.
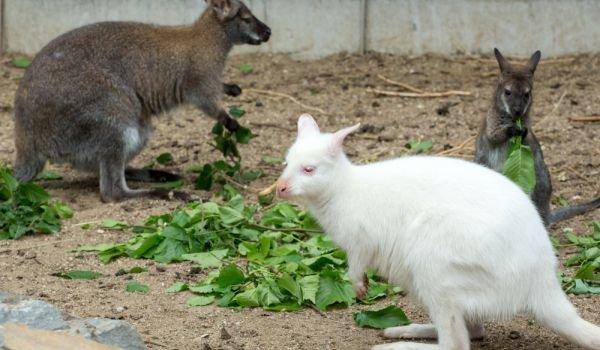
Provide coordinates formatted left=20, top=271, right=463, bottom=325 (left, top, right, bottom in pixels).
left=502, top=118, right=536, bottom=194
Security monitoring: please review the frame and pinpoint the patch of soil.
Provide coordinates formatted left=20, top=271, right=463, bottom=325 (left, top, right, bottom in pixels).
left=0, top=52, right=599, bottom=350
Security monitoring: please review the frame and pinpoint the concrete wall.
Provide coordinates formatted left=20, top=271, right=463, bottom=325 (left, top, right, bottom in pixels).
left=3, top=0, right=600, bottom=59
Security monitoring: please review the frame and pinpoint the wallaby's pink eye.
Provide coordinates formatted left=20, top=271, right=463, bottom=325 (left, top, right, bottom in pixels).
left=302, top=166, right=315, bottom=175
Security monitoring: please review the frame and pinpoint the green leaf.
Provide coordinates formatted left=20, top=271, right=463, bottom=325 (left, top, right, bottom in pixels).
left=235, top=127, right=254, bottom=144
left=35, top=171, right=63, bottom=181
left=195, top=164, right=214, bottom=191
left=156, top=153, right=174, bottom=165
left=126, top=281, right=150, bottom=293
left=166, top=282, right=189, bottom=293
left=181, top=249, right=228, bottom=268
left=405, top=140, right=433, bottom=153
left=153, top=180, right=184, bottom=190
left=239, top=63, right=254, bottom=74
left=354, top=306, right=411, bottom=329
left=234, top=287, right=260, bottom=307
left=102, top=219, right=129, bottom=230
left=298, top=275, right=319, bottom=304
left=503, top=135, right=536, bottom=194
left=219, top=206, right=245, bottom=225
left=53, top=270, right=102, bottom=280
left=187, top=295, right=215, bottom=307
left=261, top=155, right=284, bottom=165
left=128, top=266, right=147, bottom=274
left=315, top=269, right=355, bottom=310
left=229, top=106, right=246, bottom=119
left=12, top=57, right=32, bottom=69
left=277, top=273, right=302, bottom=303
left=215, top=264, right=245, bottom=288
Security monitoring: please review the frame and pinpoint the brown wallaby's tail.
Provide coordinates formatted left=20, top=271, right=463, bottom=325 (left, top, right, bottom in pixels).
left=125, top=168, right=182, bottom=183
left=550, top=197, right=600, bottom=223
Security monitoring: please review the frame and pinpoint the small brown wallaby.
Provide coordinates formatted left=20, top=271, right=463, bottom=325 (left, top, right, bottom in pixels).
left=475, top=48, right=600, bottom=225
left=13, top=0, right=270, bottom=202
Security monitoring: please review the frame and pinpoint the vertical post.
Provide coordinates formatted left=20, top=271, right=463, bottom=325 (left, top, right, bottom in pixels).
left=358, top=0, right=367, bottom=54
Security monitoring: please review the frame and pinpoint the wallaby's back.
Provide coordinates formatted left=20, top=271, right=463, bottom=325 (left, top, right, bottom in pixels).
left=13, top=0, right=271, bottom=202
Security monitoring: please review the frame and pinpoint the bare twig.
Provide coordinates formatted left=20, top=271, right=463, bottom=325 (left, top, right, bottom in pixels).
left=0, top=239, right=77, bottom=254
left=568, top=115, right=600, bottom=123
left=377, top=74, right=425, bottom=93
left=249, top=121, right=294, bottom=132
left=368, top=88, right=471, bottom=98
left=244, top=88, right=329, bottom=115
left=219, top=174, right=260, bottom=193
left=437, top=136, right=476, bottom=156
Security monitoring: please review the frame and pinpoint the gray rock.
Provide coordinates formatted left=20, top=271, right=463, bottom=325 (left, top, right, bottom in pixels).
left=3, top=299, right=68, bottom=331
left=66, top=318, right=147, bottom=350
left=0, top=292, right=147, bottom=350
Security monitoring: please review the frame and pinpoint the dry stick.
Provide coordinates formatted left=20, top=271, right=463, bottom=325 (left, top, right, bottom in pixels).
left=568, top=115, right=600, bottom=123
left=0, top=239, right=78, bottom=254
left=368, top=88, right=472, bottom=98
left=220, top=174, right=260, bottom=193
left=244, top=88, right=329, bottom=115
left=436, top=136, right=476, bottom=156
left=535, top=86, right=570, bottom=128
left=249, top=121, right=294, bottom=132
left=377, top=74, right=425, bottom=93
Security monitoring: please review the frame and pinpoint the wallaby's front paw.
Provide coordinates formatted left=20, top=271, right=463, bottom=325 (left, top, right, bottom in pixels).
left=507, top=125, right=527, bottom=138
left=224, top=83, right=242, bottom=97
left=354, top=281, right=368, bottom=300
left=223, top=117, right=240, bottom=132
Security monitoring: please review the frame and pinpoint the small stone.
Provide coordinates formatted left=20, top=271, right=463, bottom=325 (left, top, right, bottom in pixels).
left=220, top=326, right=232, bottom=340
left=115, top=306, right=126, bottom=313
left=255, top=101, right=264, bottom=107
left=508, top=330, right=521, bottom=339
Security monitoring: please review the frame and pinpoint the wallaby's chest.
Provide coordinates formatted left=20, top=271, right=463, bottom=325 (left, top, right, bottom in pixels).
left=488, top=143, right=508, bottom=172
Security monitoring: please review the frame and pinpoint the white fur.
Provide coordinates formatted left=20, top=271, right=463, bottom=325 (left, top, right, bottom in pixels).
left=280, top=115, right=600, bottom=350
left=500, top=93, right=511, bottom=115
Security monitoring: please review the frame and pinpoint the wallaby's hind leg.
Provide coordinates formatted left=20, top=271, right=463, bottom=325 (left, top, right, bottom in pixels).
left=100, top=159, right=190, bottom=202
left=125, top=168, right=182, bottom=183
left=383, top=323, right=484, bottom=340
left=373, top=307, right=470, bottom=350
left=13, top=147, right=46, bottom=182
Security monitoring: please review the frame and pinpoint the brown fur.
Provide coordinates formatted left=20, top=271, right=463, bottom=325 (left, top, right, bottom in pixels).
left=13, top=0, right=270, bottom=202
left=475, top=49, right=599, bottom=225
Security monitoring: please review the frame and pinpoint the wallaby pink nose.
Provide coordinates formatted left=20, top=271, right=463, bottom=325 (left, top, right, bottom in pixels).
left=276, top=180, right=290, bottom=198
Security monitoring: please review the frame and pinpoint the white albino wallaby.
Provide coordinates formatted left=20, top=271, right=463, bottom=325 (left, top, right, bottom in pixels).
left=276, top=114, right=600, bottom=350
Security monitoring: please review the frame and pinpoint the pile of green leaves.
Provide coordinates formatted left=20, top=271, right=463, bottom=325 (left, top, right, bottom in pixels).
left=78, top=193, right=399, bottom=311
left=503, top=118, right=536, bottom=194
left=559, top=222, right=600, bottom=294
left=0, top=165, right=73, bottom=240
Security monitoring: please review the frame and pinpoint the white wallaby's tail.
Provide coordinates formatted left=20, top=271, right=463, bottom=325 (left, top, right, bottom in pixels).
left=533, top=287, right=600, bottom=350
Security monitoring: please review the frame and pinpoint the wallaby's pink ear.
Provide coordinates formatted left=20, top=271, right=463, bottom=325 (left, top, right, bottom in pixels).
left=329, top=123, right=361, bottom=155
left=494, top=48, right=512, bottom=74
left=206, top=0, right=239, bottom=20
left=526, top=50, right=541, bottom=74
left=297, top=114, right=320, bottom=139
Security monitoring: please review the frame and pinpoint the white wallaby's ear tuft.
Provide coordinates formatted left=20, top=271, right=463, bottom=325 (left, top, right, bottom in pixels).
left=297, top=114, right=320, bottom=139
left=329, top=123, right=360, bottom=155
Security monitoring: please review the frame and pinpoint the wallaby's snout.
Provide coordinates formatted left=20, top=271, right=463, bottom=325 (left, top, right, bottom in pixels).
left=236, top=4, right=271, bottom=45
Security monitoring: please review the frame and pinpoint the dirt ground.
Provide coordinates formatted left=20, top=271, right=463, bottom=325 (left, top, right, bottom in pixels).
left=0, top=52, right=599, bottom=350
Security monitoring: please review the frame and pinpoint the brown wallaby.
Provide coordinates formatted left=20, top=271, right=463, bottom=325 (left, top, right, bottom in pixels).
left=13, top=0, right=270, bottom=202
left=475, top=48, right=600, bottom=226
